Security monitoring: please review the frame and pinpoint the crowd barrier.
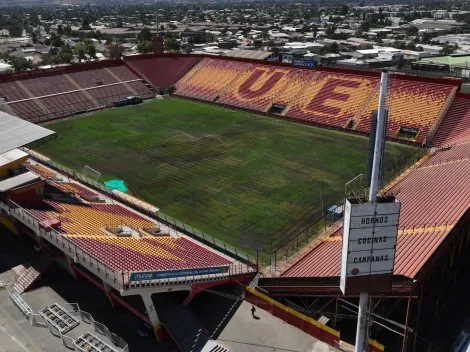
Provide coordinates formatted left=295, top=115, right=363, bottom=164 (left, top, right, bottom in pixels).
left=245, top=287, right=385, bottom=352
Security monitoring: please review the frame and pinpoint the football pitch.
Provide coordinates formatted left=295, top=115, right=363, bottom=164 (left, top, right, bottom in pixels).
left=37, top=98, right=416, bottom=252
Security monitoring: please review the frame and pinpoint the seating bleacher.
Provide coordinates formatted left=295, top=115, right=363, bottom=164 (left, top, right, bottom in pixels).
left=67, top=68, right=118, bottom=89
left=288, top=72, right=379, bottom=128
left=106, top=65, right=140, bottom=81
left=8, top=100, right=45, bottom=121
left=15, top=176, right=232, bottom=274
left=39, top=92, right=91, bottom=114
left=125, top=55, right=201, bottom=90
left=432, top=96, right=470, bottom=147
left=356, top=79, right=454, bottom=143
left=67, top=235, right=231, bottom=271
left=217, top=65, right=292, bottom=111
left=0, top=81, right=30, bottom=101
left=176, top=58, right=251, bottom=101
left=175, top=58, right=457, bottom=143
left=0, top=63, right=152, bottom=122
left=21, top=74, right=77, bottom=96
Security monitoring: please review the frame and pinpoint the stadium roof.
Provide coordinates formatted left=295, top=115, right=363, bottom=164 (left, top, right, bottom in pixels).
left=0, top=149, right=28, bottom=168
left=225, top=49, right=274, bottom=60
left=0, top=171, right=41, bottom=192
left=0, top=111, right=55, bottom=155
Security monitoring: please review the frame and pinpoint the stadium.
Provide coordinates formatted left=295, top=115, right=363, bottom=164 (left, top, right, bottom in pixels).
left=0, top=53, right=469, bottom=351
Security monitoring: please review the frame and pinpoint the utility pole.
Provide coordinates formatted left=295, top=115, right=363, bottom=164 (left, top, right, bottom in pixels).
left=354, top=71, right=389, bottom=352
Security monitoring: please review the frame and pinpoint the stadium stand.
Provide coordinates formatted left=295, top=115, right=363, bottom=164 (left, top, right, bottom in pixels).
left=176, top=58, right=251, bottom=101
left=356, top=76, right=456, bottom=142
left=174, top=56, right=460, bottom=144
left=287, top=71, right=379, bottom=128
left=9, top=159, right=238, bottom=279
left=217, top=64, right=293, bottom=111
left=123, top=54, right=201, bottom=91
left=0, top=61, right=153, bottom=123
left=270, top=141, right=470, bottom=281
left=20, top=74, right=77, bottom=96
left=432, top=93, right=470, bottom=147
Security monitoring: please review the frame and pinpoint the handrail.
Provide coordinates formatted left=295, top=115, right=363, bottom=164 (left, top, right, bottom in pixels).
left=424, top=86, right=458, bottom=147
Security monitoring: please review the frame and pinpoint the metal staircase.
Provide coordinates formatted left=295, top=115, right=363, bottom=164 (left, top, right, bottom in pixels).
left=13, top=252, right=52, bottom=294
left=155, top=293, right=210, bottom=352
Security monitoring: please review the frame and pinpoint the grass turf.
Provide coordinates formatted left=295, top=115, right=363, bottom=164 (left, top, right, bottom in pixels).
left=37, top=98, right=416, bottom=252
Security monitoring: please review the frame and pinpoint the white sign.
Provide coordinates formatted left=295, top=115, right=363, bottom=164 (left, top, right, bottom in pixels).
left=340, top=198, right=401, bottom=294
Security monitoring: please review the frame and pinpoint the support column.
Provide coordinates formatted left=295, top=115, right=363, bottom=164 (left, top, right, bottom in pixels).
left=141, top=293, right=166, bottom=342
left=103, top=281, right=120, bottom=308
left=57, top=254, right=79, bottom=280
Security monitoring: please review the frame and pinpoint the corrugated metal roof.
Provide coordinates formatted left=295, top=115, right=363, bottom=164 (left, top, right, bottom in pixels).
left=282, top=145, right=470, bottom=280
left=0, top=111, right=55, bottom=155
left=225, top=49, right=273, bottom=60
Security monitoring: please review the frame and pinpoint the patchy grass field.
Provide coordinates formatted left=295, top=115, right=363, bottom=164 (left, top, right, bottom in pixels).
left=37, top=98, right=416, bottom=251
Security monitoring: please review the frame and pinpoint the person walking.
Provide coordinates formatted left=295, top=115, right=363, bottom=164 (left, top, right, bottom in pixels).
left=251, top=305, right=256, bottom=318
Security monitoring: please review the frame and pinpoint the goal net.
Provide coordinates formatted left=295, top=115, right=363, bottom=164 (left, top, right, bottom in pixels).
left=82, top=165, right=101, bottom=182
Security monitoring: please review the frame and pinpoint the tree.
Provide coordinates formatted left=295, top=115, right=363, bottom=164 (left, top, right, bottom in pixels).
left=64, top=26, right=72, bottom=36
left=439, top=43, right=457, bottom=56
left=31, top=30, right=39, bottom=44
left=8, top=24, right=23, bottom=37
left=106, top=41, right=124, bottom=59
left=341, top=5, right=349, bottom=16
left=57, top=24, right=63, bottom=35
left=74, top=44, right=86, bottom=62
left=405, top=42, right=417, bottom=51
left=43, top=23, right=51, bottom=34
left=80, top=19, right=92, bottom=31
left=312, top=25, right=318, bottom=40
left=300, top=24, right=310, bottom=33
left=9, top=57, right=33, bottom=72
left=137, top=28, right=152, bottom=42
left=86, top=43, right=96, bottom=58
left=406, top=26, right=419, bottom=36
left=360, top=21, right=370, bottom=32
left=137, top=40, right=153, bottom=54
left=116, top=18, right=123, bottom=28
left=165, top=37, right=180, bottom=51
left=59, top=50, right=73, bottom=64
left=51, top=35, right=62, bottom=48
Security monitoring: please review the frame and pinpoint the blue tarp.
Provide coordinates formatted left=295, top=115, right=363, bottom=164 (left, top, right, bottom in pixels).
left=104, top=179, right=128, bottom=193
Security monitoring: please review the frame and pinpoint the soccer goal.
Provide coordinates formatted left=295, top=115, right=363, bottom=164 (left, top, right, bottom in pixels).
left=82, top=165, right=101, bottom=182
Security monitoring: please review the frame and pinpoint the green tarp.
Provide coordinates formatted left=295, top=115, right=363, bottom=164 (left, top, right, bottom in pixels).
left=104, top=179, right=128, bottom=193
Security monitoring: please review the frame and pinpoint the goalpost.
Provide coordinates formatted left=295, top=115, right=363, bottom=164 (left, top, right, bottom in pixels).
left=82, top=165, right=101, bottom=182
